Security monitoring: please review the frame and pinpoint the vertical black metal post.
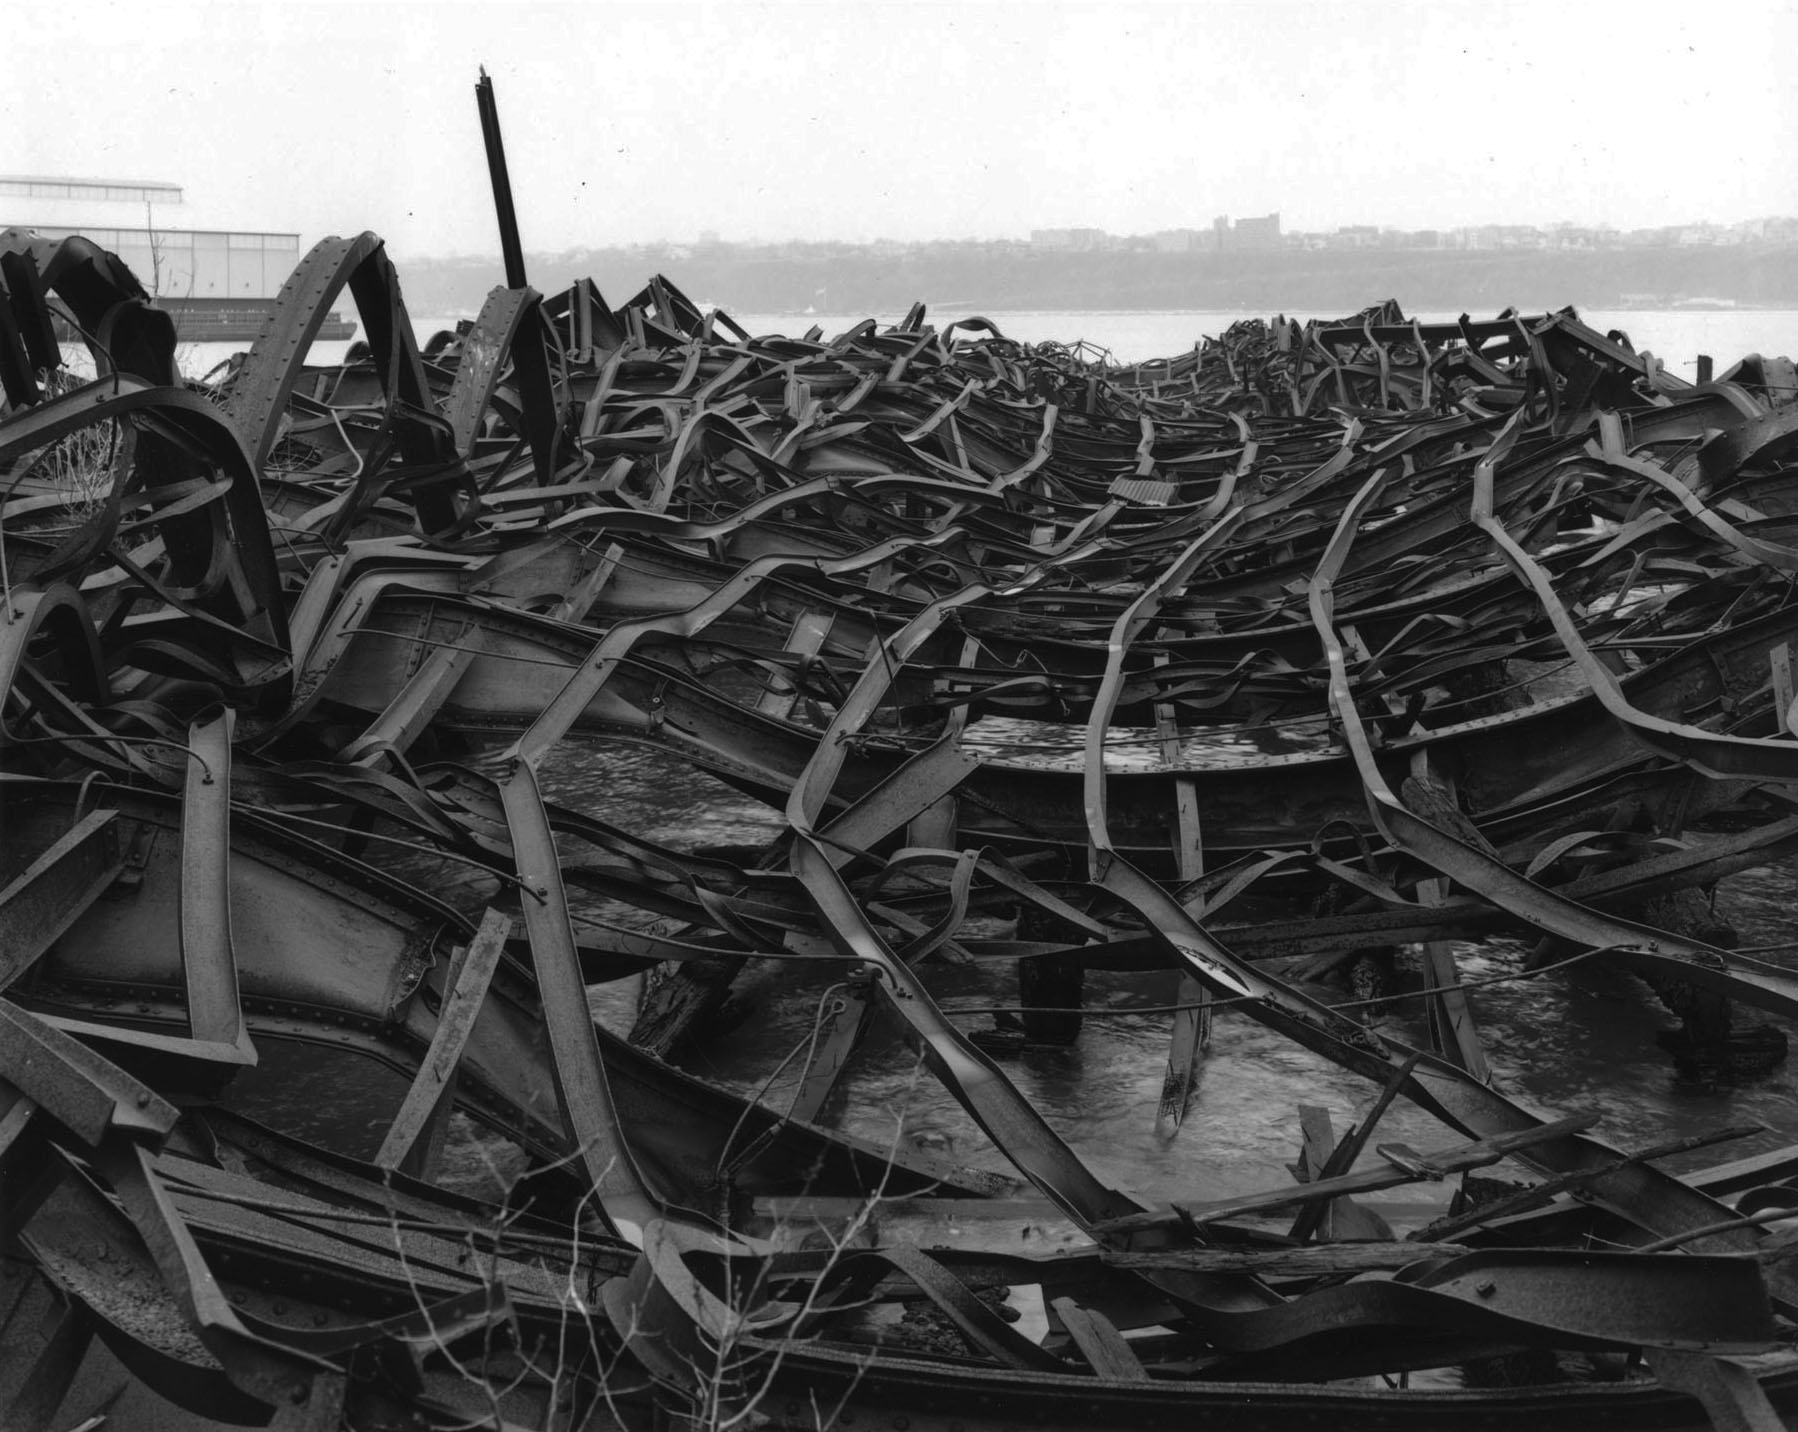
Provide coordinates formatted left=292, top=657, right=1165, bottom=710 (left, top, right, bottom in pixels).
left=475, top=66, right=528, bottom=290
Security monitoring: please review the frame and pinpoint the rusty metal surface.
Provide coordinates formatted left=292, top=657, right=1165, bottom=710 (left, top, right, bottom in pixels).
left=7, top=200, right=1798, bottom=1430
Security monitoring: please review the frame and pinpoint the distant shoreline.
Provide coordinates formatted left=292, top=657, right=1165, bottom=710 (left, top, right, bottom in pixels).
left=388, top=242, right=1798, bottom=325
left=738, top=299, right=1798, bottom=319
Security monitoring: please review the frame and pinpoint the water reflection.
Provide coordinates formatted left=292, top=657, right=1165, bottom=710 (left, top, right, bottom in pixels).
left=226, top=728, right=1798, bottom=1214
left=536, top=730, right=1798, bottom=1208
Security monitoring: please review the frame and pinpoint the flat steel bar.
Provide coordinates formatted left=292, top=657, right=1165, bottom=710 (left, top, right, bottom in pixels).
left=1646, top=1348, right=1786, bottom=1432
left=0, top=809, right=122, bottom=991
left=0, top=999, right=176, bottom=1145
left=1153, top=652, right=1209, bottom=1136
left=756, top=609, right=834, bottom=719
left=374, top=907, right=511, bottom=1178
left=784, top=584, right=1151, bottom=1233
left=813, top=733, right=981, bottom=869
left=498, top=762, right=658, bottom=1237
left=178, top=710, right=254, bottom=1061
left=340, top=622, right=483, bottom=764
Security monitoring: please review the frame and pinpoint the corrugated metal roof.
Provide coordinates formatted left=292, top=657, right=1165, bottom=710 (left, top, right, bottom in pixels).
left=1107, top=477, right=1180, bottom=506
left=0, top=175, right=183, bottom=192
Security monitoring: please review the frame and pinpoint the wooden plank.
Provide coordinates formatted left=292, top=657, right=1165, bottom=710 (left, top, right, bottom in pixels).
left=1288, top=1054, right=1418, bottom=1243
left=1051, top=1297, right=1149, bottom=1381
left=1095, top=1112, right=1601, bottom=1233
left=1106, top=1242, right=1472, bottom=1277
left=1290, top=1105, right=1340, bottom=1241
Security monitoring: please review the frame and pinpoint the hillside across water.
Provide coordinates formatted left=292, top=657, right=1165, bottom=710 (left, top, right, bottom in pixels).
left=388, top=238, right=1798, bottom=318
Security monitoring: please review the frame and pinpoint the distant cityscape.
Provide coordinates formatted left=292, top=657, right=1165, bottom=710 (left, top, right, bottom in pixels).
left=1034, top=212, right=1798, bottom=255
left=386, top=213, right=1798, bottom=320
left=10, top=175, right=1793, bottom=319
left=627, top=212, right=1798, bottom=264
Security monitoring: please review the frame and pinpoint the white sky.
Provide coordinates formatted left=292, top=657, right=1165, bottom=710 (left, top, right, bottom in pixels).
left=5, top=0, right=1794, bottom=261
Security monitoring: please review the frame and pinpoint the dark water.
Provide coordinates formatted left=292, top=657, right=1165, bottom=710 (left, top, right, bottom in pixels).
left=538, top=735, right=1798, bottom=1222
left=171, top=307, right=1787, bottom=378
left=228, top=728, right=1798, bottom=1217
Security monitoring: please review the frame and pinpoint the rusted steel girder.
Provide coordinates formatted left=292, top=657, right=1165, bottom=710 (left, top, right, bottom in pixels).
left=12, top=225, right=1798, bottom=1427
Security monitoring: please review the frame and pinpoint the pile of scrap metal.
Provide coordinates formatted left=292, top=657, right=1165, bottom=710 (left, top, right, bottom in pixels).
left=9, top=222, right=1798, bottom=1432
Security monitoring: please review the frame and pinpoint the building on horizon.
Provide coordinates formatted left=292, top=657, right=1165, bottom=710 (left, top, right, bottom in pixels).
left=0, top=175, right=350, bottom=340
left=1232, top=212, right=1282, bottom=249
left=1029, top=227, right=1108, bottom=252
left=1152, top=228, right=1204, bottom=253
left=1207, top=213, right=1283, bottom=251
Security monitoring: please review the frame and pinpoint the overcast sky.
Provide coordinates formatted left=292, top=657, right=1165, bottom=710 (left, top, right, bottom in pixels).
left=6, top=0, right=1795, bottom=261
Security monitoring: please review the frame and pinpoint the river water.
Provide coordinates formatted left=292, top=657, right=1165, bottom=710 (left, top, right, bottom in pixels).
left=195, top=305, right=1798, bottom=1228
left=534, top=738, right=1798, bottom=1226
left=167, top=305, right=1797, bottom=382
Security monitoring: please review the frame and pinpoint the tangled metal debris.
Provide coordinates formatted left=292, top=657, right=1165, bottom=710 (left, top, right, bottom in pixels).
left=10, top=201, right=1798, bottom=1431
